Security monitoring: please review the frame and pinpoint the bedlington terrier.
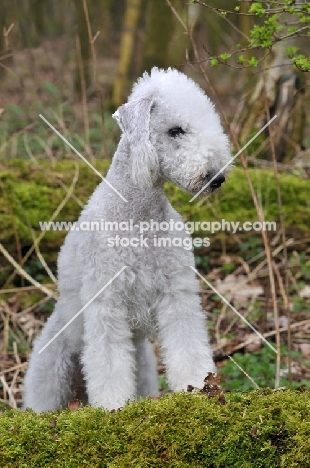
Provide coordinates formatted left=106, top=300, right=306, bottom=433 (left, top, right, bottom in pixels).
left=23, top=68, right=231, bottom=412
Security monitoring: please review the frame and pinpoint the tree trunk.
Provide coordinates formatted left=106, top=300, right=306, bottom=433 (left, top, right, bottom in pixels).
left=112, top=0, right=141, bottom=108
left=237, top=42, right=306, bottom=162
left=142, top=0, right=173, bottom=72
left=90, top=0, right=112, bottom=53
left=30, top=0, right=46, bottom=37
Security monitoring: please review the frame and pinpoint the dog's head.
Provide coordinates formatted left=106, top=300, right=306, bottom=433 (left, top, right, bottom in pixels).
left=113, top=68, right=232, bottom=194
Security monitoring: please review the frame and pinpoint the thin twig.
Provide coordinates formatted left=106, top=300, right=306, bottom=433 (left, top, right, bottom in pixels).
left=214, top=319, right=310, bottom=354
left=228, top=355, right=260, bottom=389
left=82, top=0, right=109, bottom=158
left=0, top=285, right=56, bottom=295
left=0, top=363, right=27, bottom=377
left=265, top=101, right=290, bottom=386
left=0, top=375, right=17, bottom=408
left=75, top=33, right=91, bottom=159
left=0, top=243, right=57, bottom=299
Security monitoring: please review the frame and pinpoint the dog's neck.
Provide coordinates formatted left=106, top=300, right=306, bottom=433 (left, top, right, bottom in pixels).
left=105, top=138, right=169, bottom=222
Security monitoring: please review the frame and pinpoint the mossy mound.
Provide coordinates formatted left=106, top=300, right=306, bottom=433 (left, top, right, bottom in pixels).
left=1, top=390, right=310, bottom=467
left=165, top=169, right=309, bottom=235
left=0, top=158, right=111, bottom=250
left=1, top=159, right=309, bottom=255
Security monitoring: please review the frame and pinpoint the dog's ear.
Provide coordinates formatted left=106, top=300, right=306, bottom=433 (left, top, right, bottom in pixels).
left=112, top=98, right=158, bottom=189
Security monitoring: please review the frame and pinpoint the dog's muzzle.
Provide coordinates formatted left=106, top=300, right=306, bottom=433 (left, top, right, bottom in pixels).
left=204, top=172, right=225, bottom=191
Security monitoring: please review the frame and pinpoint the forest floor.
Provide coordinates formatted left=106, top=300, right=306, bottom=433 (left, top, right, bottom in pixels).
left=0, top=37, right=310, bottom=410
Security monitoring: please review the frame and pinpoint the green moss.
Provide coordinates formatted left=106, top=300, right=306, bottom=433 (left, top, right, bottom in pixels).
left=166, top=168, right=309, bottom=233
left=0, top=159, right=111, bottom=248
left=1, top=160, right=309, bottom=256
left=1, top=390, right=310, bottom=467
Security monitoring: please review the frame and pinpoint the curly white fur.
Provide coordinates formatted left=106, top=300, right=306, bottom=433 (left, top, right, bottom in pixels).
left=23, top=68, right=231, bottom=412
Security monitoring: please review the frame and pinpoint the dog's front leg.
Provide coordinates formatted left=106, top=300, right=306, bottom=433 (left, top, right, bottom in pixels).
left=81, top=301, right=136, bottom=410
left=157, top=271, right=216, bottom=392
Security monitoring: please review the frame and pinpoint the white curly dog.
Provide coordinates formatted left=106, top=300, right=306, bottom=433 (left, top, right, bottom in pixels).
left=23, top=68, right=231, bottom=411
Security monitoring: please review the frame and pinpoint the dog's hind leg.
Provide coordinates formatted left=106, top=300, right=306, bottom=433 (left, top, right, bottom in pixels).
left=23, top=296, right=84, bottom=412
left=135, top=335, right=159, bottom=399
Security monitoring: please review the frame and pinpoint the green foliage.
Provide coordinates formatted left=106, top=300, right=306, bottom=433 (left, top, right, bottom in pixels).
left=219, top=52, right=231, bottom=61
left=290, top=294, right=309, bottom=314
left=40, top=81, right=61, bottom=96
left=5, top=327, right=31, bottom=356
left=247, top=56, right=259, bottom=67
left=5, top=103, right=26, bottom=117
left=221, top=262, right=235, bottom=274
left=239, top=237, right=264, bottom=260
left=222, top=347, right=276, bottom=391
left=1, top=390, right=310, bottom=467
left=291, top=54, right=310, bottom=72
left=250, top=15, right=283, bottom=48
left=24, top=259, right=47, bottom=282
left=194, top=254, right=210, bottom=271
left=197, top=0, right=310, bottom=71
left=221, top=346, right=310, bottom=391
left=300, top=256, right=310, bottom=279
left=158, top=374, right=170, bottom=392
left=248, top=2, right=266, bottom=17
left=286, top=46, right=299, bottom=56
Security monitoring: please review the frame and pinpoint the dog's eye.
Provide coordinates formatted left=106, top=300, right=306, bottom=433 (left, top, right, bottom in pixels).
left=168, top=127, right=185, bottom=138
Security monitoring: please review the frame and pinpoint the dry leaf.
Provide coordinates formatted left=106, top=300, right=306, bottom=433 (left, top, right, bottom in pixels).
left=299, top=343, right=310, bottom=358
left=7, top=296, right=20, bottom=314
left=67, top=399, right=82, bottom=411
left=204, top=373, right=222, bottom=387
left=218, top=395, right=226, bottom=406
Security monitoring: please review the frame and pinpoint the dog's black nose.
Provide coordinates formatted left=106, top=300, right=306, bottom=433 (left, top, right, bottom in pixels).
left=208, top=173, right=225, bottom=189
